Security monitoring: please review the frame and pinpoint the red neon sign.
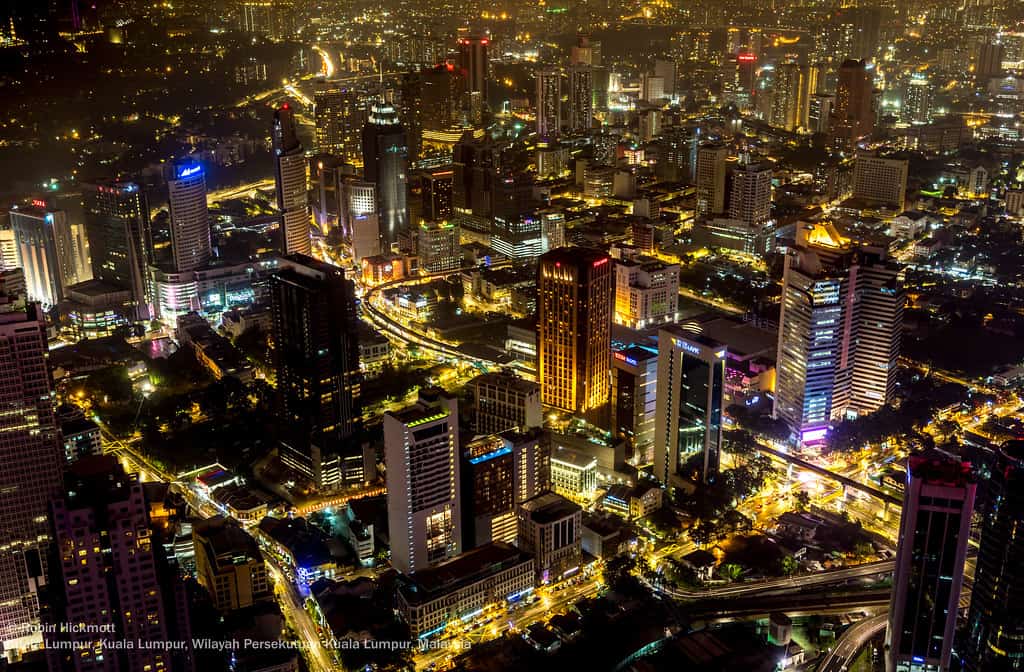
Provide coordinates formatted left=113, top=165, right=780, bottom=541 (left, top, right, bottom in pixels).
left=593, top=258, right=609, bottom=267
left=738, top=53, right=756, bottom=63
left=31, top=199, right=47, bottom=208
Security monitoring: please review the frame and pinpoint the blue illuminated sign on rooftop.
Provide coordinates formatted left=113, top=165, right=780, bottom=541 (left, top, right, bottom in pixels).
left=468, top=446, right=512, bottom=464
left=177, top=164, right=202, bottom=179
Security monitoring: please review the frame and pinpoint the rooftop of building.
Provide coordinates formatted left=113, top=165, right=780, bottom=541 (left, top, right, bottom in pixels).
left=551, top=444, right=598, bottom=469
left=257, top=516, right=333, bottom=569
left=692, top=316, right=776, bottom=360
left=471, top=369, right=539, bottom=393
left=520, top=491, right=581, bottom=524
left=399, top=541, right=532, bottom=601
left=60, top=415, right=99, bottom=436
left=195, top=516, right=262, bottom=567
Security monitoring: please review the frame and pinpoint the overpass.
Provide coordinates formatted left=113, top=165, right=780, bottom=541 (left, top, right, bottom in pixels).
left=756, top=443, right=903, bottom=506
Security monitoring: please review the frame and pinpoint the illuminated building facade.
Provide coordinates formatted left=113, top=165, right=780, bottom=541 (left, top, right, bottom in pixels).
left=361, top=101, right=409, bottom=250
left=773, top=222, right=904, bottom=442
left=167, top=159, right=211, bottom=273
left=384, top=390, right=462, bottom=575
left=314, top=81, right=365, bottom=163
left=421, top=166, right=454, bottom=221
left=46, top=456, right=189, bottom=672
left=9, top=203, right=89, bottom=308
left=417, top=220, right=460, bottom=273
left=271, top=256, right=362, bottom=490
left=613, top=256, right=679, bottom=330
left=470, top=370, right=542, bottom=435
left=461, top=432, right=549, bottom=549
left=537, top=247, right=612, bottom=423
left=886, top=450, right=975, bottom=672
left=81, top=180, right=152, bottom=320
left=654, top=326, right=726, bottom=487
left=273, top=104, right=311, bottom=256
left=695, top=143, right=728, bottom=219
left=0, top=305, right=64, bottom=653
left=964, top=442, right=1024, bottom=672
left=568, top=64, right=593, bottom=133
left=611, top=345, right=658, bottom=466
left=829, top=59, right=875, bottom=149
left=517, top=492, right=582, bottom=584
left=536, top=67, right=561, bottom=139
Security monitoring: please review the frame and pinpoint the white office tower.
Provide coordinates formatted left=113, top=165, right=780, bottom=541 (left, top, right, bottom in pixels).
left=536, top=67, right=562, bottom=139
left=341, top=179, right=380, bottom=262
left=773, top=222, right=904, bottom=444
left=167, top=160, right=211, bottom=272
left=385, top=389, right=462, bottom=575
left=273, top=104, right=311, bottom=256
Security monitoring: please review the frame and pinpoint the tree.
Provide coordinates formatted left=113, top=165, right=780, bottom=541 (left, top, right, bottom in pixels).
left=720, top=563, right=743, bottom=582
left=854, top=542, right=875, bottom=559
left=780, top=556, right=798, bottom=577
left=794, top=490, right=811, bottom=512
left=689, top=520, right=719, bottom=548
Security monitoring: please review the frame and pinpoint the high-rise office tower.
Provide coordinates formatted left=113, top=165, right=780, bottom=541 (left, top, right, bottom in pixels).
left=612, top=345, right=658, bottom=466
left=416, top=220, right=460, bottom=273
left=0, top=304, right=65, bottom=653
left=421, top=166, right=454, bottom=221
left=470, top=370, right=542, bottom=435
left=418, top=62, right=465, bottom=134
left=461, top=432, right=549, bottom=549
left=82, top=180, right=152, bottom=320
left=975, top=42, right=1004, bottom=83
left=770, top=63, right=813, bottom=132
left=829, top=59, right=875, bottom=149
left=536, top=67, right=562, bottom=140
left=273, top=104, right=311, bottom=256
left=341, top=178, right=381, bottom=262
left=728, top=159, right=773, bottom=227
left=361, top=100, right=409, bottom=250
left=240, top=1, right=274, bottom=35
left=457, top=33, right=489, bottom=100
left=964, top=441, right=1024, bottom=672
left=773, top=222, right=904, bottom=442
left=9, top=202, right=89, bottom=307
left=271, top=256, right=361, bottom=490
left=540, top=211, right=566, bottom=252
left=654, top=325, right=726, bottom=486
left=695, top=143, right=728, bottom=219
left=314, top=81, right=366, bottom=163
left=886, top=450, right=975, bottom=672
left=853, top=153, right=909, bottom=209
left=654, top=58, right=676, bottom=96
left=568, top=64, right=593, bottom=133
left=46, top=456, right=192, bottom=672
left=537, top=247, right=613, bottom=423
left=167, top=159, right=210, bottom=272
left=384, top=389, right=462, bottom=575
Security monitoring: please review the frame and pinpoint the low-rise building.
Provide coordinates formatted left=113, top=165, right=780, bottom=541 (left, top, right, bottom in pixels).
left=396, top=542, right=535, bottom=638
left=517, top=492, right=582, bottom=583
left=60, top=416, right=102, bottom=463
left=257, top=516, right=337, bottom=585
left=194, top=516, right=272, bottom=611
left=550, top=445, right=598, bottom=504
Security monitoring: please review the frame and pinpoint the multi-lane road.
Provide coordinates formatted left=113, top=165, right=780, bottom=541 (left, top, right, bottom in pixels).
left=819, top=613, right=886, bottom=672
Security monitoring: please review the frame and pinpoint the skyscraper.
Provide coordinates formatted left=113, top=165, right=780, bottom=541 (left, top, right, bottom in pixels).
left=0, top=304, right=65, bottom=653
left=470, top=370, right=542, bottom=435
left=421, top=166, right=454, bottom=221
left=829, top=59, right=875, bottom=149
left=536, top=67, right=562, bottom=139
left=361, top=100, right=409, bottom=250
left=770, top=62, right=814, bottom=132
left=696, top=143, right=728, bottom=219
left=46, top=456, right=192, bottom=672
left=568, top=64, right=593, bottom=133
left=271, top=256, right=362, bottom=490
left=9, top=202, right=89, bottom=307
left=314, top=80, right=366, bottom=162
left=273, top=104, right=311, bottom=256
left=537, top=247, right=613, bottom=423
left=886, top=450, right=975, bottom=672
left=975, top=42, right=1004, bottom=83
left=457, top=33, right=489, bottom=123
left=81, top=180, right=152, bottom=320
left=654, top=325, right=726, bottom=486
left=964, top=442, right=1024, bottom=672
left=728, top=159, right=773, bottom=227
left=384, top=389, right=462, bottom=575
left=167, top=159, right=211, bottom=273
left=773, top=222, right=904, bottom=442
